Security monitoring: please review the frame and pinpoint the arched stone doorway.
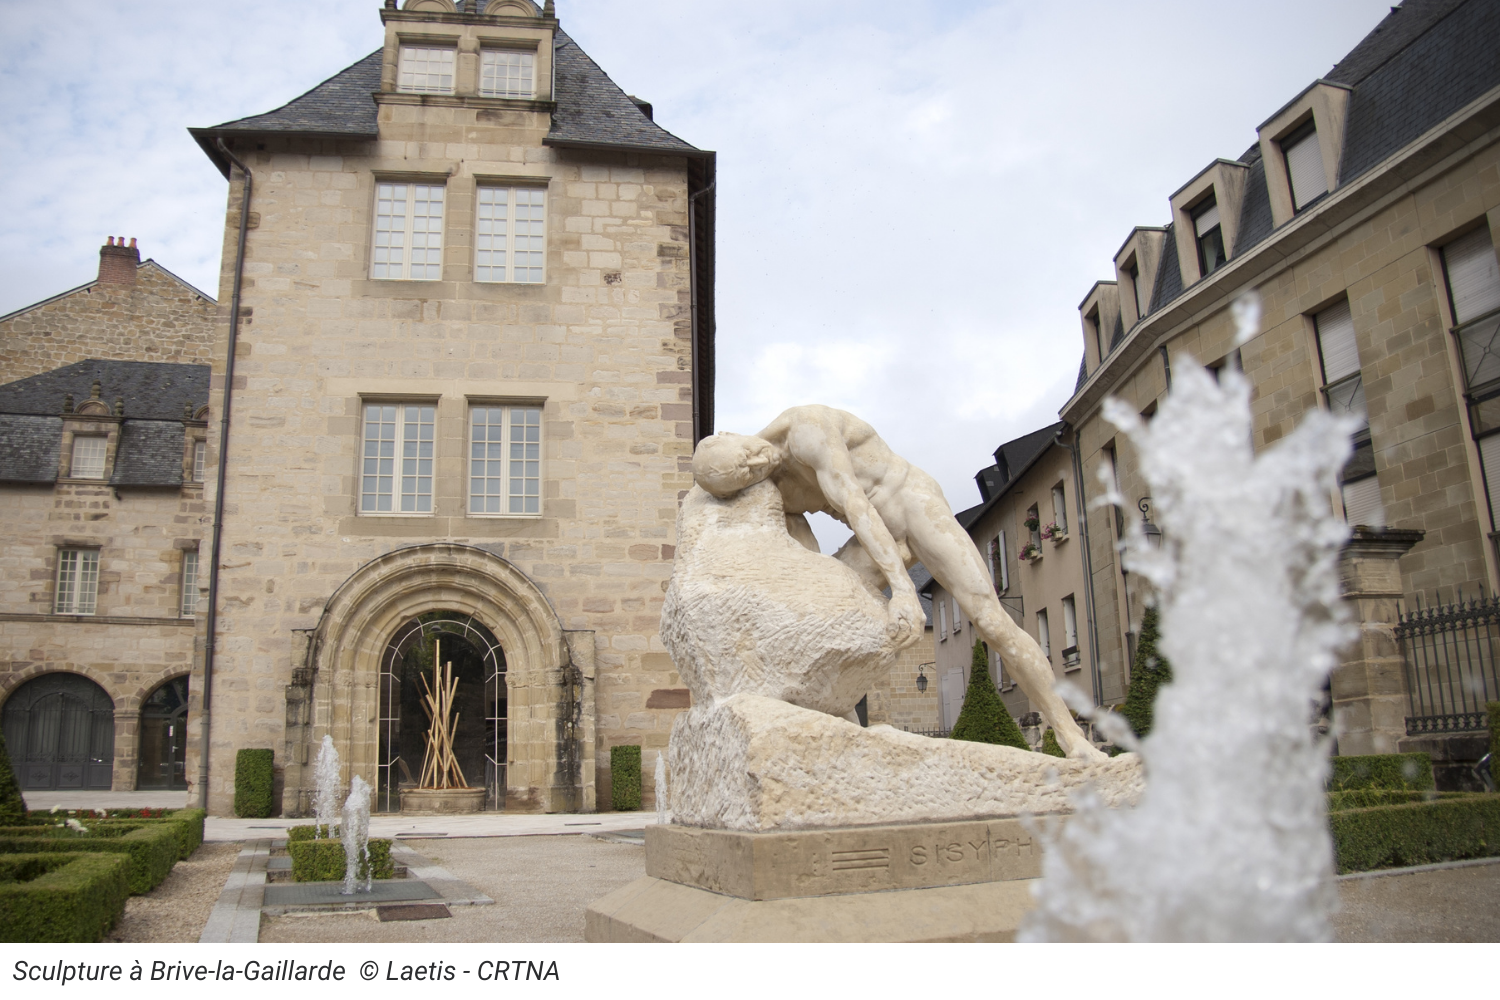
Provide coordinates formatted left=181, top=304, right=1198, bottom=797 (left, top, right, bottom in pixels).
left=1, top=673, right=115, bottom=790
left=378, top=613, right=507, bottom=812
left=137, top=676, right=189, bottom=790
left=292, top=543, right=590, bottom=816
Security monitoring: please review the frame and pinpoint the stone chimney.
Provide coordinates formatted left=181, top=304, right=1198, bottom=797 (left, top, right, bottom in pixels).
left=98, top=237, right=140, bottom=286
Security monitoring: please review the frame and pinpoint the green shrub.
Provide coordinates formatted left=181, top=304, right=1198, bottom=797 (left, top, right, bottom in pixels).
left=1328, top=753, right=1434, bottom=792
left=1330, top=793, right=1500, bottom=874
left=0, top=852, right=131, bottom=942
left=287, top=824, right=336, bottom=843
left=949, top=641, right=1029, bottom=750
left=0, top=822, right=179, bottom=895
left=1328, top=789, right=1434, bottom=811
left=234, top=749, right=275, bottom=818
left=611, top=745, right=642, bottom=811
left=0, top=730, right=24, bottom=827
left=287, top=838, right=394, bottom=882
left=23, top=809, right=204, bottom=860
left=1488, top=701, right=1499, bottom=761
left=1121, top=606, right=1173, bottom=738
left=1040, top=728, right=1066, bottom=757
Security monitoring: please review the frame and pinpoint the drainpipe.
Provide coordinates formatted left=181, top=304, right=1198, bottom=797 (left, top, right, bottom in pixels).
left=197, top=139, right=252, bottom=810
left=1060, top=422, right=1105, bottom=708
left=687, top=176, right=716, bottom=443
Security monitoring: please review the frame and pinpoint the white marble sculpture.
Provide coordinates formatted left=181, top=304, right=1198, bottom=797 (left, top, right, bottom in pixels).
left=665, top=407, right=1142, bottom=832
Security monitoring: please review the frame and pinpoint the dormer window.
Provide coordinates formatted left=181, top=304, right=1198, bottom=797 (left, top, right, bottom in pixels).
left=398, top=46, right=456, bottom=95
left=1282, top=121, right=1327, bottom=212
left=70, top=436, right=107, bottom=479
left=1192, top=198, right=1226, bottom=278
left=480, top=49, right=535, bottom=99
left=1124, top=259, right=1143, bottom=320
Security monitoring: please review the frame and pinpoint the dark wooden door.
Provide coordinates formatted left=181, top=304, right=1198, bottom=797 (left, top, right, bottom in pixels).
left=1, top=673, right=114, bottom=790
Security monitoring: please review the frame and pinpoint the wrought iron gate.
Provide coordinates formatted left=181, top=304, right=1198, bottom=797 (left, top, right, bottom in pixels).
left=377, top=612, right=507, bottom=812
left=1396, top=594, right=1500, bottom=734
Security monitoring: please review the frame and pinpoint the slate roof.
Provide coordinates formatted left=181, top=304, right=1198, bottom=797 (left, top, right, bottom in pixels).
left=0, top=361, right=210, bottom=420
left=191, top=27, right=703, bottom=176
left=966, top=422, right=1064, bottom=529
left=1136, top=0, right=1500, bottom=318
left=547, top=28, right=700, bottom=154
left=0, top=361, right=210, bottom=487
left=0, top=415, right=61, bottom=483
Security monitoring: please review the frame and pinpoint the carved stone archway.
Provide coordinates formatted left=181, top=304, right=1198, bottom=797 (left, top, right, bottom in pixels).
left=289, top=543, right=592, bottom=815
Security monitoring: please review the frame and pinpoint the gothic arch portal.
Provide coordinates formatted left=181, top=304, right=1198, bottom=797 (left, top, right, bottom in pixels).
left=301, top=543, right=586, bottom=814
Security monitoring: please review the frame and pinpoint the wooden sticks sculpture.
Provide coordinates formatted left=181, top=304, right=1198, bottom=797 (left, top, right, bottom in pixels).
left=419, top=639, right=469, bottom=790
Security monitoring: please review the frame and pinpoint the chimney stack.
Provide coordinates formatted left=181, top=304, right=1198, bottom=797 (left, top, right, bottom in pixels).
left=98, top=236, right=140, bottom=286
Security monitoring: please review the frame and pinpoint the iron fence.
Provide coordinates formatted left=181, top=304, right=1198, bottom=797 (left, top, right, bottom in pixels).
left=902, top=727, right=951, bottom=739
left=1396, top=594, right=1500, bottom=735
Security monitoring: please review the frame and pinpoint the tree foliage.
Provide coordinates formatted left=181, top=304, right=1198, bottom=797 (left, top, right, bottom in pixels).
left=0, top=728, right=26, bottom=826
left=949, top=640, right=1030, bottom=750
left=1040, top=728, right=1066, bottom=757
left=1121, top=605, right=1174, bottom=738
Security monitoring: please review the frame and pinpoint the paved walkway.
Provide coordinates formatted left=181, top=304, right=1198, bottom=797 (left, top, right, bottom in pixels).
left=25, top=790, right=191, bottom=810
left=1334, top=857, right=1500, bottom=942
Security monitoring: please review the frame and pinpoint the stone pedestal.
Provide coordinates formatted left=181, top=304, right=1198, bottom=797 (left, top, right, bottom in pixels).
left=584, top=818, right=1057, bottom=942
left=1334, top=527, right=1424, bottom=755
left=399, top=787, right=486, bottom=815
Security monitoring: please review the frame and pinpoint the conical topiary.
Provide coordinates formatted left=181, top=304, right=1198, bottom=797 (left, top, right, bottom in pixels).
left=1121, top=605, right=1174, bottom=738
left=0, top=728, right=27, bottom=825
left=949, top=640, right=1030, bottom=750
left=1040, top=728, right=1065, bottom=757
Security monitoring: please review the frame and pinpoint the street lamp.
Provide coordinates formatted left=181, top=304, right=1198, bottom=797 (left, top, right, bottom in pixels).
left=1138, top=497, right=1163, bottom=548
left=916, top=662, right=933, bottom=693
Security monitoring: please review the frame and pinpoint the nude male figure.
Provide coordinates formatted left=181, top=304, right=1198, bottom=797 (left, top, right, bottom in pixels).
left=693, top=404, right=1105, bottom=760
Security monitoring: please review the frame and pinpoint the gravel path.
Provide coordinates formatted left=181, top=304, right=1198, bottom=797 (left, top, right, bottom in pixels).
left=257, top=835, right=645, bottom=943
left=1334, top=861, right=1500, bottom=942
left=107, top=842, right=241, bottom=942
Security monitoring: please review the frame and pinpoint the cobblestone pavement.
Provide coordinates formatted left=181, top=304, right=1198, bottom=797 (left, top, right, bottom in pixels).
left=257, top=835, right=646, bottom=943
left=108, top=841, right=241, bottom=942
left=1334, top=860, right=1500, bottom=942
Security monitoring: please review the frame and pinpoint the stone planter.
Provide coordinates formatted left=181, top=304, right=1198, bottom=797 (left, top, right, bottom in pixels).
left=400, top=787, right=487, bottom=815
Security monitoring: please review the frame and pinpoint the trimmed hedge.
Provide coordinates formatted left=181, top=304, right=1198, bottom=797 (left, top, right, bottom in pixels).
left=0, top=822, right=179, bottom=895
left=1040, top=728, right=1066, bottom=757
left=1489, top=700, right=1499, bottom=760
left=24, top=809, right=205, bottom=860
left=0, top=730, right=24, bottom=827
left=286, top=824, right=336, bottom=843
left=287, top=838, right=394, bottom=882
left=611, top=745, right=642, bottom=811
left=1328, top=752, right=1434, bottom=792
left=949, top=641, right=1030, bottom=750
left=1331, top=793, right=1500, bottom=874
left=0, top=852, right=131, bottom=942
left=235, top=749, right=275, bottom=818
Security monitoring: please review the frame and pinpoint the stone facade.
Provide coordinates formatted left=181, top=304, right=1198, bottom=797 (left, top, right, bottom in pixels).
left=187, top=1, right=715, bottom=815
left=1, top=271, right=215, bottom=793
left=1060, top=3, right=1500, bottom=750
left=928, top=428, right=1095, bottom=732
left=0, top=245, right=217, bottom=382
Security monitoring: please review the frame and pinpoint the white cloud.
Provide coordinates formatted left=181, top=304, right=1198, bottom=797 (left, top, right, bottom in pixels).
left=0, top=0, right=1395, bottom=521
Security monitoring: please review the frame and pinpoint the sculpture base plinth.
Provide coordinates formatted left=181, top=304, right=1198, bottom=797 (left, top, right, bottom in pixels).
left=399, top=788, right=486, bottom=815
left=584, top=819, right=1055, bottom=942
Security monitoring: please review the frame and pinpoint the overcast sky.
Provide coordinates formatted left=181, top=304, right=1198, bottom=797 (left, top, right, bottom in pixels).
left=0, top=0, right=1395, bottom=546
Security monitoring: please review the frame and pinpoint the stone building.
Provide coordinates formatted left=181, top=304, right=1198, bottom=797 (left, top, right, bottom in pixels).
left=185, top=0, right=715, bottom=815
left=0, top=240, right=215, bottom=795
left=1060, top=0, right=1500, bottom=773
left=1, top=239, right=218, bottom=382
left=923, top=423, right=1093, bottom=743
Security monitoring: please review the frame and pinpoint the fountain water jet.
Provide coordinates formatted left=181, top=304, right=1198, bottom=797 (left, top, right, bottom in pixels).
left=313, top=735, right=340, bottom=839
left=341, top=774, right=373, bottom=895
left=1020, top=294, right=1357, bottom=942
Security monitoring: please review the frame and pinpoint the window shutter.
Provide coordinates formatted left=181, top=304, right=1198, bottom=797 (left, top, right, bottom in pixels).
left=1193, top=202, right=1220, bottom=238
left=1341, top=476, right=1383, bottom=528
left=1285, top=129, right=1327, bottom=211
left=1315, top=299, right=1359, bottom=384
left=997, top=531, right=1008, bottom=591
left=1479, top=435, right=1500, bottom=529
left=1444, top=228, right=1500, bottom=325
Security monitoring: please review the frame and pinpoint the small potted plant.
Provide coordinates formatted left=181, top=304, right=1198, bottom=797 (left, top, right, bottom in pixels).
left=1041, top=520, right=1067, bottom=543
left=1019, top=542, right=1042, bottom=563
left=1023, top=514, right=1041, bottom=533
